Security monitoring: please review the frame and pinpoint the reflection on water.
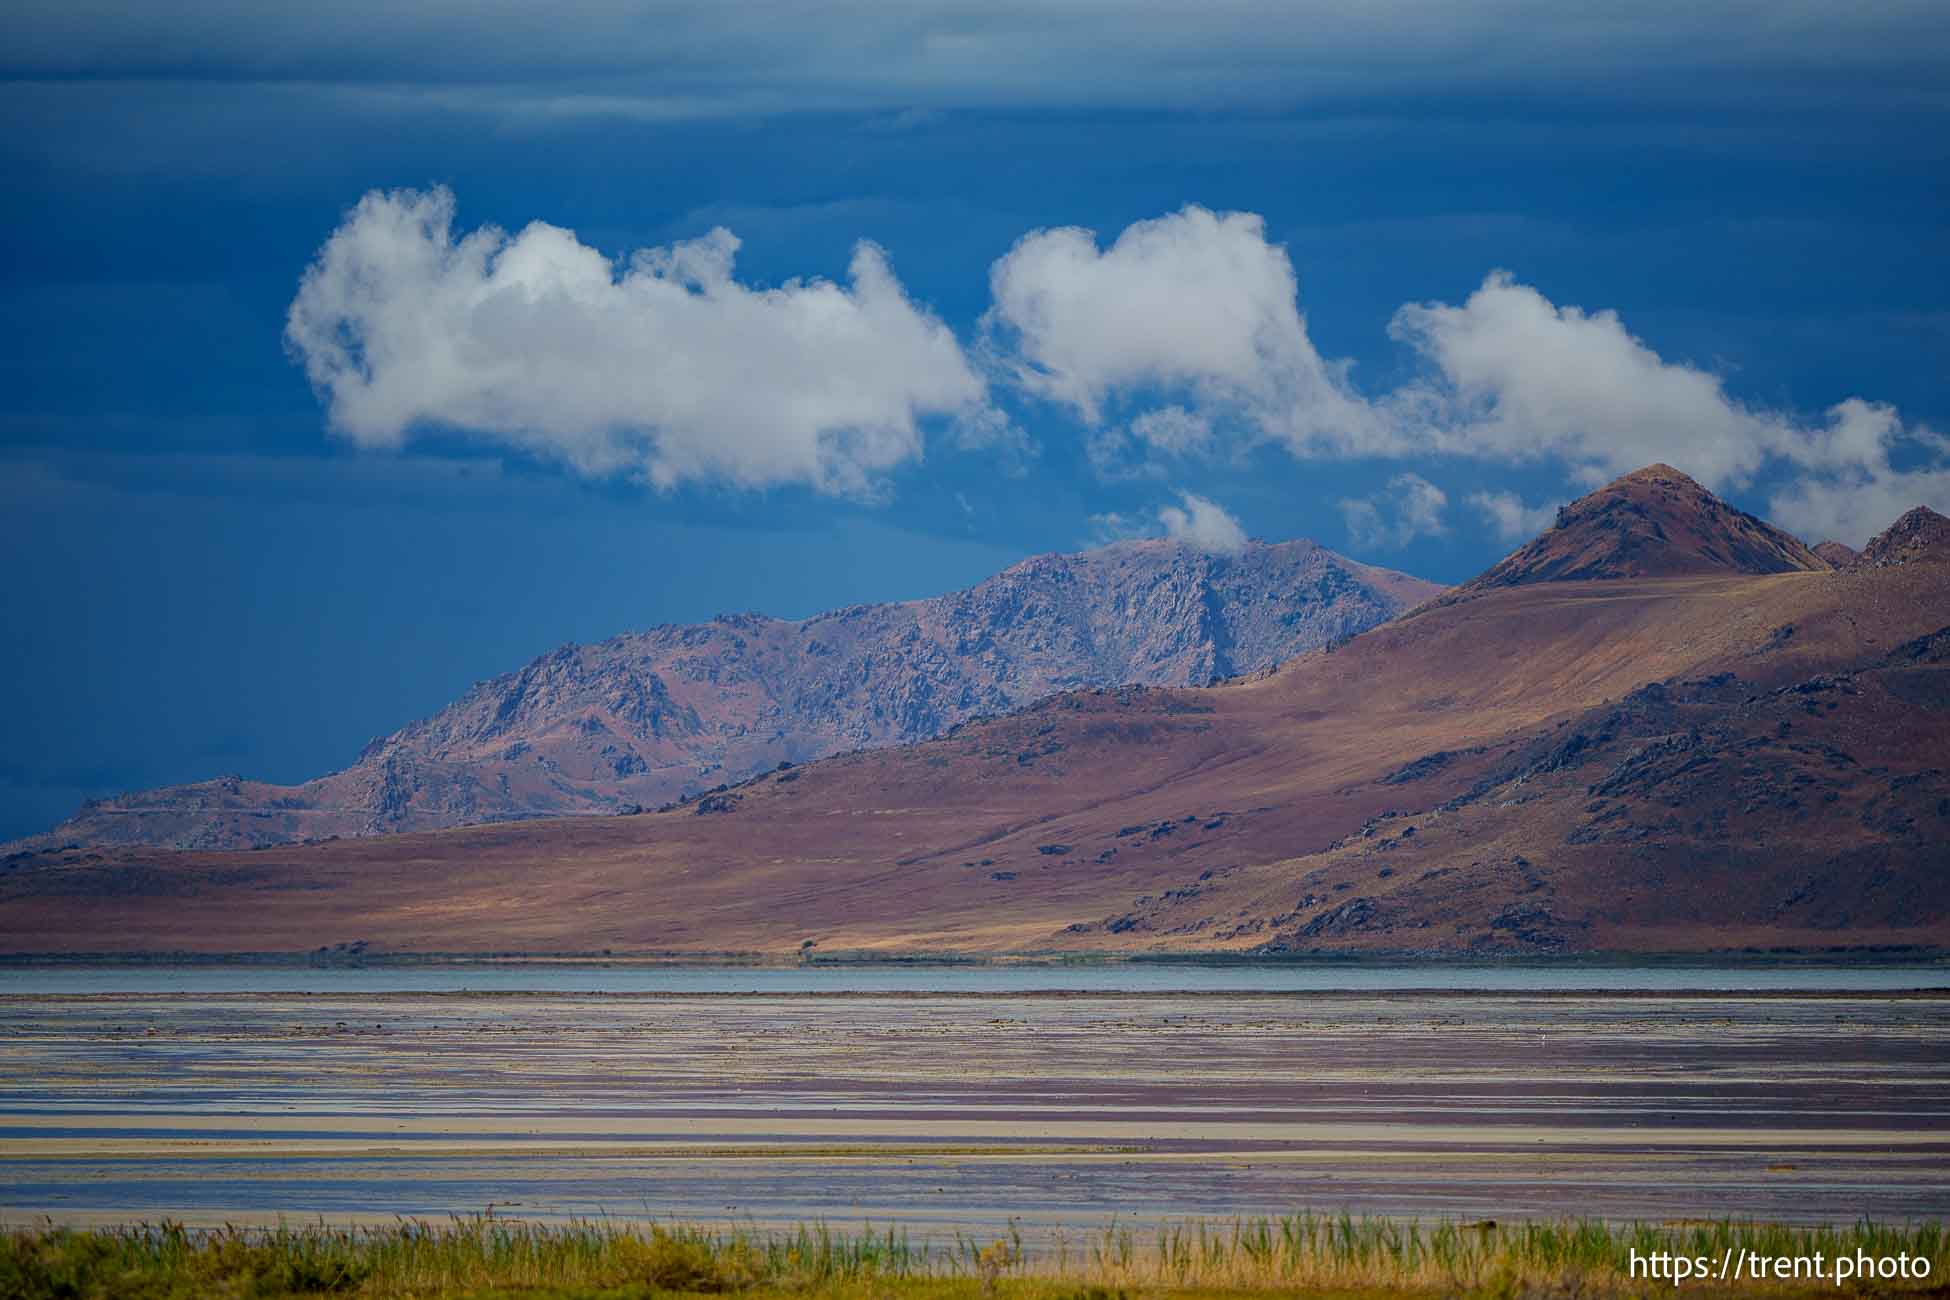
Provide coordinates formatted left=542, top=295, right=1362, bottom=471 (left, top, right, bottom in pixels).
left=2, top=961, right=1945, bottom=995
left=1, top=986, right=1946, bottom=1231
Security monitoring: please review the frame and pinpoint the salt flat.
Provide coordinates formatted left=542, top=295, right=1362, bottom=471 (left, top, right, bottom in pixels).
left=1, top=988, right=1945, bottom=1238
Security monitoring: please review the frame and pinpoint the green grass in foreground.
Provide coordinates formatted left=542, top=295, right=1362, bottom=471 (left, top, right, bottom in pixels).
left=1, top=1215, right=1943, bottom=1299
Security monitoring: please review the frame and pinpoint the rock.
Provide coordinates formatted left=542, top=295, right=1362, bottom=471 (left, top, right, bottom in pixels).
left=1298, top=897, right=1381, bottom=937
left=1379, top=749, right=1460, bottom=784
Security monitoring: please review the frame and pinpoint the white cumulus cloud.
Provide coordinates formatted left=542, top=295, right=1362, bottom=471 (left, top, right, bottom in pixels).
left=1387, top=271, right=1794, bottom=486
left=1765, top=404, right=1950, bottom=544
left=286, top=186, right=999, bottom=496
left=1340, top=473, right=1449, bottom=551
left=983, top=206, right=1385, bottom=455
left=1388, top=281, right=1949, bottom=542
left=285, top=192, right=1948, bottom=538
left=982, top=208, right=1944, bottom=540
left=1158, top=491, right=1249, bottom=554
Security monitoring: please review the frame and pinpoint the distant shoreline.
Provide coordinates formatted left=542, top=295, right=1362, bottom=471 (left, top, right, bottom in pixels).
left=6, top=987, right=1949, bottom=1002
left=3, top=946, right=1946, bottom=969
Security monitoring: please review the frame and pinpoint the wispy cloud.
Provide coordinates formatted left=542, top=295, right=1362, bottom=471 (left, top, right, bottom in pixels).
left=10, top=2, right=1944, bottom=118
left=1767, top=444, right=1950, bottom=545
left=1341, top=474, right=1448, bottom=551
left=1083, top=405, right=1218, bottom=482
left=1467, top=489, right=1560, bottom=542
left=1085, top=510, right=1148, bottom=546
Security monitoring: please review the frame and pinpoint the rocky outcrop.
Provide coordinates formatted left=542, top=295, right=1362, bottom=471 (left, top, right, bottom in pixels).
left=1856, top=507, right=1950, bottom=569
left=19, top=537, right=1441, bottom=851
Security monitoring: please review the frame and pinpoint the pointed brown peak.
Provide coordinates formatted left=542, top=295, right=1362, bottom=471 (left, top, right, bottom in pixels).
left=1812, top=540, right=1860, bottom=568
left=1615, top=463, right=1700, bottom=487
left=1858, top=506, right=1950, bottom=569
left=1457, top=463, right=1829, bottom=594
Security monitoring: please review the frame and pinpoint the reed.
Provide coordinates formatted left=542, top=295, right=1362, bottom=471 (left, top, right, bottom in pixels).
left=1, top=1212, right=1941, bottom=1298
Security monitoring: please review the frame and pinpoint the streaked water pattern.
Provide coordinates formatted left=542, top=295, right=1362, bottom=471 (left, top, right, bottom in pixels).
left=1, top=977, right=1945, bottom=1236
left=1, top=961, right=1945, bottom=995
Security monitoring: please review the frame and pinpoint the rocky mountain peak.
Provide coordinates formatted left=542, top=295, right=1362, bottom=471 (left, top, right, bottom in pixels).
left=19, top=535, right=1442, bottom=853
left=1457, top=462, right=1830, bottom=594
left=1857, top=506, right=1950, bottom=568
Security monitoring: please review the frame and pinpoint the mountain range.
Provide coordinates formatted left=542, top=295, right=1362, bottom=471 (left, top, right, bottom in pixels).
left=10, top=539, right=1439, bottom=852
left=3, top=465, right=1945, bottom=959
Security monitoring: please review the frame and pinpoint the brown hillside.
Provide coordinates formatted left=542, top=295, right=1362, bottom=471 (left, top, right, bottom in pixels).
left=3, top=471, right=1945, bottom=958
left=1457, top=464, right=1829, bottom=594
left=12, top=537, right=1439, bottom=854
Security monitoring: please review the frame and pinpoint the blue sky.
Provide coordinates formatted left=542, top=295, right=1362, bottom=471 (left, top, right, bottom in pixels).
left=2, top=1, right=1947, bottom=837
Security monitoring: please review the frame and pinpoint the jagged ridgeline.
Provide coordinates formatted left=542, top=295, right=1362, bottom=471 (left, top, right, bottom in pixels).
left=24, top=538, right=1440, bottom=852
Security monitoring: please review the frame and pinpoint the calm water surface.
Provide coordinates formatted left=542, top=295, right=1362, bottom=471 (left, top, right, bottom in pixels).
left=2, top=962, right=1945, bottom=995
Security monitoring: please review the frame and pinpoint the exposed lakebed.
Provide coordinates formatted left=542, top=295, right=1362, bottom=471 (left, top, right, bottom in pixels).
left=1, top=965, right=1945, bottom=1239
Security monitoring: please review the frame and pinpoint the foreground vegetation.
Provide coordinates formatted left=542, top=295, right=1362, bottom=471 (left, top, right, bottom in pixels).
left=1, top=1214, right=1943, bottom=1299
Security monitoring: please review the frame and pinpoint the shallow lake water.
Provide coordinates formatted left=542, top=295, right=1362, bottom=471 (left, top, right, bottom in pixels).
left=2, top=967, right=1946, bottom=1240
left=2, top=960, right=1944, bottom=996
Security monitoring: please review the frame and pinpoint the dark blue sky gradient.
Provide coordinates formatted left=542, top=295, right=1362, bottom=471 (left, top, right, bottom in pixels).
left=2, top=6, right=1946, bottom=837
